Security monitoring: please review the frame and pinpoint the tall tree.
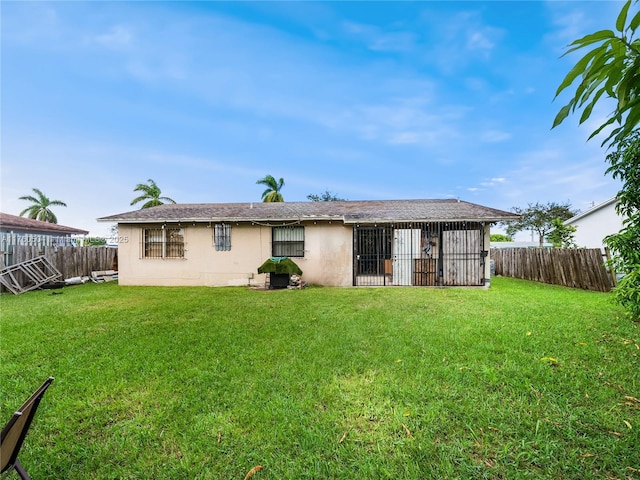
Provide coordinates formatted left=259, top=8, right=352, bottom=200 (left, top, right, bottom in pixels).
left=603, top=132, right=640, bottom=320
left=256, top=175, right=285, bottom=202
left=19, top=188, right=67, bottom=223
left=504, top=202, right=579, bottom=247
left=553, top=0, right=640, bottom=320
left=307, top=190, right=346, bottom=202
left=553, top=0, right=640, bottom=146
left=130, top=179, right=176, bottom=209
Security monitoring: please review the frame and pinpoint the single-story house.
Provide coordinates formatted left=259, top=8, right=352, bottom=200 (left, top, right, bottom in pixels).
left=0, top=212, right=89, bottom=248
left=98, top=199, right=518, bottom=288
left=564, top=197, right=624, bottom=251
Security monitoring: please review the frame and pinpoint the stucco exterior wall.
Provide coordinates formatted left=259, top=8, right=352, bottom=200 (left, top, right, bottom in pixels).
left=483, top=224, right=491, bottom=284
left=116, top=222, right=353, bottom=287
left=296, top=222, right=354, bottom=287
left=567, top=201, right=624, bottom=250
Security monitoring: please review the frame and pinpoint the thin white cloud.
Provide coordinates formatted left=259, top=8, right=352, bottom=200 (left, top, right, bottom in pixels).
left=2, top=3, right=61, bottom=45
left=388, top=132, right=420, bottom=145
left=355, top=100, right=465, bottom=147
left=544, top=1, right=623, bottom=53
left=125, top=58, right=188, bottom=82
left=94, top=25, right=133, bottom=49
left=545, top=8, right=589, bottom=49
left=369, top=31, right=419, bottom=53
left=464, top=77, right=489, bottom=92
left=3, top=1, right=625, bottom=233
left=466, top=29, right=497, bottom=53
left=468, top=177, right=508, bottom=193
left=340, top=20, right=418, bottom=53
left=480, top=130, right=512, bottom=143
left=421, top=9, right=505, bottom=72
left=342, top=20, right=370, bottom=35
left=11, top=4, right=462, bottom=155
left=495, top=139, right=619, bottom=211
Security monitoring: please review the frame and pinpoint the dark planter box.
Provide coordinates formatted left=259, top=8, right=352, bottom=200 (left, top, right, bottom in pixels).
left=270, top=273, right=290, bottom=289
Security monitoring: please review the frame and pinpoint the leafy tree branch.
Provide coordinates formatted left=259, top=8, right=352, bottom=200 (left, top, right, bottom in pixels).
left=553, top=0, right=640, bottom=146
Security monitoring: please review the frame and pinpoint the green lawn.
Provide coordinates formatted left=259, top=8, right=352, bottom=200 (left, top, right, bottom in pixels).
left=1, top=278, right=638, bottom=479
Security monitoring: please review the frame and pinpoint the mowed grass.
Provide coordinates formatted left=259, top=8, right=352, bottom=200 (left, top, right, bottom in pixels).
left=1, top=277, right=639, bottom=479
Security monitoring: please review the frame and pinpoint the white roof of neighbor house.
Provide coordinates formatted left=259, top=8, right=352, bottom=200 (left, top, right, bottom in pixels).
left=98, top=199, right=519, bottom=224
left=565, top=197, right=618, bottom=225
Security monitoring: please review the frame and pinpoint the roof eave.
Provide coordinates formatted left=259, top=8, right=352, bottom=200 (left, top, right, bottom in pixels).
left=564, top=197, right=618, bottom=224
left=344, top=216, right=520, bottom=224
left=1, top=224, right=89, bottom=235
left=103, top=215, right=519, bottom=224
left=98, top=216, right=345, bottom=224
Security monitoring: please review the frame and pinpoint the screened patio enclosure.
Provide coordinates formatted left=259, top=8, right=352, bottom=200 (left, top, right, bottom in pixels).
left=353, top=222, right=486, bottom=286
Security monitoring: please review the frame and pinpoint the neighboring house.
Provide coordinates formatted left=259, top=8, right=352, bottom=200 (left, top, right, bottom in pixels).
left=564, top=198, right=624, bottom=251
left=0, top=212, right=88, bottom=248
left=0, top=212, right=89, bottom=267
left=98, top=199, right=518, bottom=288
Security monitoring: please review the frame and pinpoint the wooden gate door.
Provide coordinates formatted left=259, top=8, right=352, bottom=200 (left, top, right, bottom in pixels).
left=392, top=229, right=421, bottom=285
left=442, top=230, right=482, bottom=286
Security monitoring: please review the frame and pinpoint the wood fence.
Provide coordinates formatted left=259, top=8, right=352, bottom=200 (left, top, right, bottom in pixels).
left=491, top=248, right=613, bottom=292
left=1, top=245, right=117, bottom=280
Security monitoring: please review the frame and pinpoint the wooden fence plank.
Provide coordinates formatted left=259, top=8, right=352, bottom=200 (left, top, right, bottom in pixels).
left=0, top=246, right=117, bottom=284
left=492, top=248, right=611, bottom=292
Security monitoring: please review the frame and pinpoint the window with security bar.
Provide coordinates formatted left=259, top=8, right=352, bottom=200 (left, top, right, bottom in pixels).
left=272, top=226, right=304, bottom=257
left=143, top=227, right=184, bottom=259
left=214, top=223, right=231, bottom=251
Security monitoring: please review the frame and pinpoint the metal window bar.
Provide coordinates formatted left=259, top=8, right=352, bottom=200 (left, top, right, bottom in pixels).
left=214, top=224, right=231, bottom=251
left=144, top=229, right=164, bottom=259
left=353, top=222, right=485, bottom=287
left=354, top=226, right=392, bottom=285
left=272, top=226, right=304, bottom=257
left=143, top=227, right=185, bottom=259
left=165, top=228, right=184, bottom=258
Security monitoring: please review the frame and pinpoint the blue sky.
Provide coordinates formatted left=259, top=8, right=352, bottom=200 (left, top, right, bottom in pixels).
left=1, top=1, right=627, bottom=237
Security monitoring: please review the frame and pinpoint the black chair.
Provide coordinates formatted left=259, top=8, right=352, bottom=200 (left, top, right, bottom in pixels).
left=1, top=377, right=54, bottom=480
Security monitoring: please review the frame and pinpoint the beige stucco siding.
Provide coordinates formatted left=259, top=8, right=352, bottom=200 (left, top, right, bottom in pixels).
left=483, top=224, right=491, bottom=284
left=296, top=222, right=353, bottom=287
left=116, top=222, right=353, bottom=287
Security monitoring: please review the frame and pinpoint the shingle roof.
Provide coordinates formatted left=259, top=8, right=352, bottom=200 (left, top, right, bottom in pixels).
left=98, top=199, right=518, bottom=224
left=0, top=212, right=89, bottom=235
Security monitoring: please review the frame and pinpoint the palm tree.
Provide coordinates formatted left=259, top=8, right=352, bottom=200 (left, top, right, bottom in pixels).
left=130, top=179, right=177, bottom=209
left=19, top=188, right=67, bottom=223
left=256, top=175, right=285, bottom=202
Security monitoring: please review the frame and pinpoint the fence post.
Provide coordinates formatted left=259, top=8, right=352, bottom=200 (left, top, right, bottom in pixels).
left=603, top=247, right=617, bottom=288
